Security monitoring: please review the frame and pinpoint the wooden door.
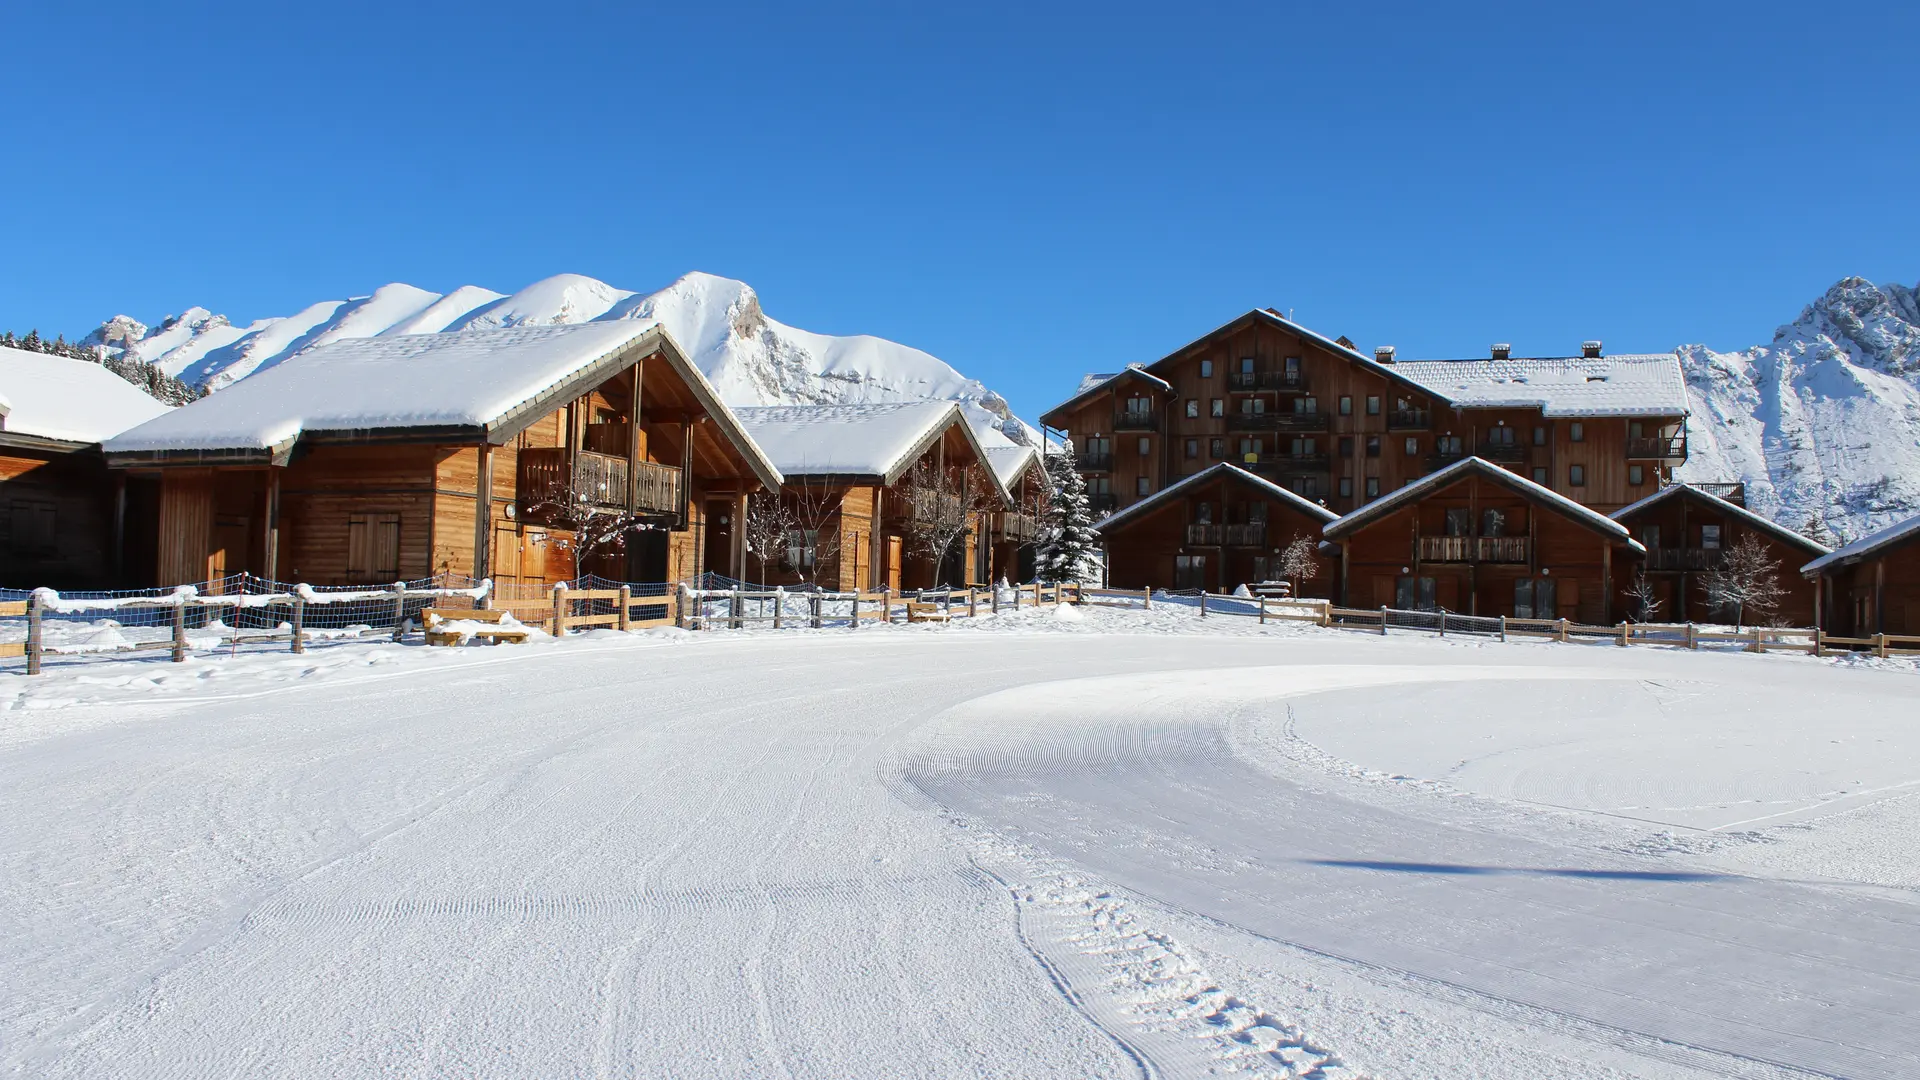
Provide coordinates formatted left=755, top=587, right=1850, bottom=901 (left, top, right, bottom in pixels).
left=492, top=523, right=524, bottom=586
left=886, top=536, right=903, bottom=593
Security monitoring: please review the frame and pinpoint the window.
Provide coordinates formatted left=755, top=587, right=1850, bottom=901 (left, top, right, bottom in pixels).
left=1628, top=464, right=1645, bottom=485
left=1532, top=466, right=1549, bottom=485
left=1488, top=425, right=1515, bottom=445
left=1290, top=436, right=1316, bottom=457
left=1404, top=437, right=1420, bottom=456
left=1185, top=399, right=1200, bottom=418
left=1124, top=396, right=1152, bottom=418
left=1395, top=575, right=1438, bottom=612
left=1241, top=397, right=1267, bottom=415
left=1445, top=508, right=1472, bottom=536
left=1338, top=477, right=1353, bottom=499
left=1209, top=437, right=1225, bottom=459
left=1366, top=395, right=1381, bottom=416
left=1481, top=508, right=1506, bottom=537
left=1136, top=477, right=1152, bottom=496
left=1641, top=525, right=1661, bottom=550
left=1238, top=437, right=1263, bottom=460
left=1247, top=502, right=1267, bottom=523
left=1533, top=425, right=1548, bottom=446
left=1293, top=476, right=1320, bottom=498
left=1174, top=555, right=1207, bottom=591
left=1701, top=524, right=1722, bottom=550
left=1570, top=422, right=1585, bottom=442
left=1514, top=577, right=1557, bottom=619
left=1239, top=356, right=1256, bottom=375
left=1569, top=464, right=1586, bottom=486
left=1629, top=421, right=1644, bottom=439
left=1339, top=436, right=1354, bottom=457
left=1436, top=435, right=1463, bottom=457
left=347, top=513, right=402, bottom=581
left=6, top=500, right=57, bottom=555
left=1295, top=396, right=1319, bottom=415
left=1339, top=395, right=1353, bottom=416
left=1210, top=398, right=1225, bottom=418
left=1199, top=360, right=1213, bottom=378
left=1137, top=436, right=1152, bottom=456
left=1284, top=356, right=1302, bottom=382
left=1195, top=501, right=1213, bottom=524
left=1365, top=435, right=1381, bottom=458
left=783, top=528, right=818, bottom=570
left=1185, top=438, right=1199, bottom=459
left=1087, top=477, right=1112, bottom=496
left=1365, top=477, right=1380, bottom=499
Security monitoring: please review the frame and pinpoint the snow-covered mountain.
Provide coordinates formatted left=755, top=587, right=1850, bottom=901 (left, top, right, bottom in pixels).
left=86, top=272, right=1035, bottom=447
left=1675, top=276, right=1920, bottom=544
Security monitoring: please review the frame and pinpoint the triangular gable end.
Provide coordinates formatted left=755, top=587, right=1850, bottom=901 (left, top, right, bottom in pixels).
left=1097, top=462, right=1338, bottom=536
left=1325, top=457, right=1640, bottom=550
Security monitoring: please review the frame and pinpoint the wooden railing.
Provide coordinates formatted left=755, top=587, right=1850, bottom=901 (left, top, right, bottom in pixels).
left=1229, top=370, right=1307, bottom=391
left=1476, top=442, right=1528, bottom=463
left=1388, top=408, right=1430, bottom=430
left=1646, top=547, right=1720, bottom=571
left=1113, top=411, right=1159, bottom=432
left=1079, top=452, right=1113, bottom=472
left=518, top=448, right=683, bottom=514
left=1184, top=523, right=1266, bottom=547
left=1088, top=493, right=1118, bottom=515
left=1227, top=412, right=1329, bottom=433
left=1000, top=512, right=1040, bottom=541
left=904, top=487, right=965, bottom=524
left=1251, top=452, right=1329, bottom=473
left=1417, top=535, right=1530, bottom=563
left=1627, top=436, right=1688, bottom=460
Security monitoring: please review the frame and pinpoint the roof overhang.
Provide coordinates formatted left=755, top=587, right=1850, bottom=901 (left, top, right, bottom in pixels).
left=1324, top=456, right=1643, bottom=552
left=1096, top=462, right=1338, bottom=535
left=1039, top=367, right=1173, bottom=428
left=1612, top=485, right=1830, bottom=559
left=0, top=430, right=93, bottom=455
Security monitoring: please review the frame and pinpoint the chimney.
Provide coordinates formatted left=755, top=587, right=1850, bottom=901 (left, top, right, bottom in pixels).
left=1582, top=340, right=1603, bottom=358
left=1490, top=343, right=1512, bottom=361
left=1374, top=346, right=1396, bottom=364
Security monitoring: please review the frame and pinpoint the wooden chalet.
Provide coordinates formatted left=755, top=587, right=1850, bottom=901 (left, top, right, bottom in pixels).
left=1802, top=513, right=1920, bottom=636
left=0, top=347, right=170, bottom=588
left=1321, top=457, right=1644, bottom=622
left=1610, top=483, right=1829, bottom=625
left=1094, top=462, right=1338, bottom=596
left=100, top=323, right=781, bottom=589
left=1039, top=312, right=1689, bottom=523
left=730, top=402, right=1012, bottom=591
left=983, top=443, right=1047, bottom=583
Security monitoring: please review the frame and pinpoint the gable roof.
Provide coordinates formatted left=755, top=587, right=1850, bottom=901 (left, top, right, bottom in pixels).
left=1612, top=484, right=1831, bottom=558
left=1143, top=309, right=1439, bottom=399
left=99, top=323, right=781, bottom=489
left=733, top=401, right=1013, bottom=505
left=1392, top=353, right=1688, bottom=417
left=1095, top=463, right=1339, bottom=535
left=1039, top=366, right=1172, bottom=426
left=983, top=443, right=1041, bottom=490
left=1802, top=512, right=1920, bottom=576
left=0, top=347, right=172, bottom=446
left=1323, top=456, right=1643, bottom=551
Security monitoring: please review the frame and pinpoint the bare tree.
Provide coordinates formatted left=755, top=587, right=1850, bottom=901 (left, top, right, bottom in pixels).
left=742, top=491, right=795, bottom=587
left=901, top=458, right=1000, bottom=588
left=784, top=477, right=847, bottom=588
left=1276, top=533, right=1319, bottom=597
left=1625, top=570, right=1663, bottom=623
left=1704, top=533, right=1783, bottom=629
left=524, top=484, right=652, bottom=582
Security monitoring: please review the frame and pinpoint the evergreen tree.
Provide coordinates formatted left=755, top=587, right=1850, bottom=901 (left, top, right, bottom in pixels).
left=1036, top=446, right=1100, bottom=584
left=1800, top=514, right=1836, bottom=548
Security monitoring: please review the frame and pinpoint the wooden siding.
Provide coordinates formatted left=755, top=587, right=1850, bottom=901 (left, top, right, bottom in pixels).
left=0, top=448, right=120, bottom=589
left=1612, top=494, right=1823, bottom=625
left=1819, top=537, right=1920, bottom=636
left=1100, top=473, right=1334, bottom=596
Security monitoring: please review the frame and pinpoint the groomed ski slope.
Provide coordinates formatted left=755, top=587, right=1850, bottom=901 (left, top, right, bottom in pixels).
left=3, top=608, right=1918, bottom=1079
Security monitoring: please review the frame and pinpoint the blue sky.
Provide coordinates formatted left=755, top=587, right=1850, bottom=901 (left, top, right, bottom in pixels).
left=3, top=2, right=1914, bottom=419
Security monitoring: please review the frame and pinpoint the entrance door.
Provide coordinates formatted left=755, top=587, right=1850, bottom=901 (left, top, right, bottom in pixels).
left=492, top=523, right=524, bottom=587
left=886, top=536, right=903, bottom=592
left=627, top=528, right=670, bottom=583
left=1174, top=555, right=1207, bottom=591
left=703, top=499, right=734, bottom=583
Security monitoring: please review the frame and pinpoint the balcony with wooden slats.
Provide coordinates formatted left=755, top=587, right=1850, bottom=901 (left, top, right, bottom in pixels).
left=1112, top=411, right=1159, bottom=432
left=1645, top=547, right=1721, bottom=572
left=999, top=512, right=1040, bottom=541
left=1417, top=535, right=1530, bottom=563
left=1226, top=412, right=1330, bottom=433
left=1387, top=408, right=1431, bottom=430
left=1626, top=435, right=1688, bottom=461
left=518, top=448, right=683, bottom=515
left=1184, top=523, right=1267, bottom=547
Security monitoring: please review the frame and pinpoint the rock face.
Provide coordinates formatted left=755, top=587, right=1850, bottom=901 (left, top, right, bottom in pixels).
left=88, top=271, right=1035, bottom=447
left=1676, top=276, right=1920, bottom=543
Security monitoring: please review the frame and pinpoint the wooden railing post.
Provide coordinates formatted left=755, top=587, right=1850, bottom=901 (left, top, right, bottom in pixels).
left=850, top=591, right=861, bottom=628
left=390, top=582, right=407, bottom=642
left=172, top=601, right=188, bottom=662
left=729, top=589, right=743, bottom=630
left=1750, top=626, right=1763, bottom=654
left=618, top=585, right=631, bottom=632
left=967, top=588, right=977, bottom=618
left=675, top=584, right=689, bottom=630
left=26, top=592, right=44, bottom=675
left=1499, top=615, right=1507, bottom=643
left=1685, top=622, right=1697, bottom=650
left=1142, top=587, right=1152, bottom=611
left=1379, top=605, right=1388, bottom=635
left=1875, top=632, right=1888, bottom=659
left=1258, top=597, right=1267, bottom=625
left=1199, top=591, right=1208, bottom=618
left=1618, top=622, right=1629, bottom=647
left=772, top=590, right=784, bottom=630
left=1438, top=610, right=1446, bottom=637
left=1556, top=617, right=1569, bottom=643
left=553, top=582, right=569, bottom=637
left=290, top=597, right=306, bottom=655
left=991, top=583, right=1001, bottom=614
left=1813, top=627, right=1824, bottom=657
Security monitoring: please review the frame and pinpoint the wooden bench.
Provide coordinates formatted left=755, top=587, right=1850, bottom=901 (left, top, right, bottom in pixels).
left=423, top=608, right=531, bottom=646
left=905, top=601, right=954, bottom=624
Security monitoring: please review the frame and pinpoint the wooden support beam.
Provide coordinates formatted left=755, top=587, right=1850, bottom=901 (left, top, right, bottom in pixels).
left=627, top=362, right=644, bottom=512
left=473, top=442, right=494, bottom=581
left=264, top=467, right=282, bottom=581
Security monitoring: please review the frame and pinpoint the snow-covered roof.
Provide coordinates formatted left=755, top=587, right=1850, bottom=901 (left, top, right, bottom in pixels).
left=1611, top=484, right=1831, bottom=558
left=1323, top=456, right=1644, bottom=551
left=1096, top=463, right=1338, bottom=535
left=1042, top=366, right=1172, bottom=423
left=1802, top=512, right=1920, bottom=575
left=1391, top=354, right=1689, bottom=417
left=733, top=401, right=1010, bottom=504
left=0, top=346, right=172, bottom=445
left=983, top=444, right=1040, bottom=489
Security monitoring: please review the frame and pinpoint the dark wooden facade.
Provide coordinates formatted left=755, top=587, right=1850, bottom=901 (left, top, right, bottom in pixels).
left=0, top=436, right=124, bottom=589
left=1804, top=516, right=1920, bottom=636
left=1610, top=485, right=1827, bottom=626
left=987, top=448, right=1046, bottom=585
left=1323, top=458, right=1642, bottom=623
left=1096, top=464, right=1337, bottom=596
left=110, top=334, right=777, bottom=590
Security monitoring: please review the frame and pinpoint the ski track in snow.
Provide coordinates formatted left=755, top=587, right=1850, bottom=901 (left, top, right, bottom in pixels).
left=3, top=616, right=1918, bottom=1079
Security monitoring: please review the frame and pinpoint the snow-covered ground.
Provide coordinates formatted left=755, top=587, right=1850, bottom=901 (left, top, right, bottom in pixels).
left=3, top=606, right=1916, bottom=1079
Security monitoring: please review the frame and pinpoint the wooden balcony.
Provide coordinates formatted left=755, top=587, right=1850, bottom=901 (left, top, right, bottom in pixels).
left=1250, top=452, right=1330, bottom=474
left=1185, top=523, right=1266, bottom=547
left=1228, top=370, right=1307, bottom=392
left=1627, top=435, right=1688, bottom=461
left=999, top=511, right=1040, bottom=541
left=1388, top=409, right=1431, bottom=430
left=903, top=487, right=966, bottom=524
left=518, top=448, right=683, bottom=515
left=1113, top=412, right=1159, bottom=432
left=1476, top=442, right=1528, bottom=464
left=1079, top=452, right=1113, bottom=473
left=1088, top=493, right=1118, bottom=516
left=1646, top=547, right=1721, bottom=571
left=1425, top=448, right=1469, bottom=469
left=1418, top=535, right=1530, bottom=563
left=1690, top=482, right=1745, bottom=506
left=1226, top=412, right=1330, bottom=433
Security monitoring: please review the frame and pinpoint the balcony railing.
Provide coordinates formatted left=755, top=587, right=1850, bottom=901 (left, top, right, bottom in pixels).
left=1425, top=447, right=1469, bottom=469
left=1476, top=442, right=1528, bottom=464
left=1388, top=409, right=1431, bottom=430
left=1627, top=436, right=1688, bottom=461
left=1646, top=547, right=1721, bottom=572
left=1251, top=452, right=1330, bottom=473
left=1079, top=452, right=1113, bottom=472
left=999, top=511, right=1040, bottom=541
left=905, top=487, right=965, bottom=524
left=1228, top=370, right=1307, bottom=392
left=1185, top=523, right=1266, bottom=547
left=1088, top=493, right=1118, bottom=516
left=1113, top=412, right=1159, bottom=432
left=1226, top=412, right=1330, bottom=433
left=1417, top=535, right=1531, bottom=563
left=1690, top=481, right=1745, bottom=506
left=519, top=448, right=683, bottom=515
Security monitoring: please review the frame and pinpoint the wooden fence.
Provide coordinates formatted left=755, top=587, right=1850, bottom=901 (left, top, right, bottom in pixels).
left=1321, top=605, right=1920, bottom=657
left=675, top=582, right=1083, bottom=630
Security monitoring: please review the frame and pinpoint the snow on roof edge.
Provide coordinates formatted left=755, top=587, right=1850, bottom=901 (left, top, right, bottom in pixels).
left=1096, top=463, right=1338, bottom=535
left=1802, top=511, right=1920, bottom=575
left=1612, top=484, right=1830, bottom=557
left=1324, top=456, right=1641, bottom=550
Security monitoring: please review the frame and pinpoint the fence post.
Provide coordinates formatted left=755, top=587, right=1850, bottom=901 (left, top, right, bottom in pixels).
left=290, top=597, right=306, bottom=655
left=1438, top=610, right=1446, bottom=637
left=1142, top=587, right=1152, bottom=611
left=1499, top=615, right=1507, bottom=643
left=172, top=601, right=188, bottom=662
left=967, top=588, right=977, bottom=618
left=850, top=591, right=861, bottom=628
left=390, top=582, right=407, bottom=642
left=1556, top=617, right=1569, bottom=643
left=1813, top=627, right=1824, bottom=657
left=1685, top=622, right=1697, bottom=650
left=810, top=592, right=822, bottom=629
left=773, top=589, right=784, bottom=631
left=675, top=584, right=689, bottom=630
left=1199, top=591, right=1208, bottom=618
left=1258, top=597, right=1267, bottom=625
left=1379, top=605, right=1389, bottom=635
left=618, top=585, right=631, bottom=632
left=26, top=592, right=44, bottom=675
left=1875, top=632, right=1888, bottom=659
left=991, top=584, right=1002, bottom=614
left=553, top=582, right=569, bottom=638
left=1750, top=626, right=1763, bottom=654
left=1618, top=622, right=1629, bottom=648
left=729, top=589, right=743, bottom=630
left=1320, top=601, right=1331, bottom=628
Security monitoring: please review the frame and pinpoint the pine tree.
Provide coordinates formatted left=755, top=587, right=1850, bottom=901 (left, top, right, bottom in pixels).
left=1036, top=447, right=1100, bottom=584
left=1800, top=514, right=1836, bottom=548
